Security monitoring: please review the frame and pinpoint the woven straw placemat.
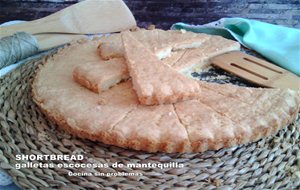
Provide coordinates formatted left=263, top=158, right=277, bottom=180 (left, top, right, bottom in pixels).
left=0, top=50, right=300, bottom=190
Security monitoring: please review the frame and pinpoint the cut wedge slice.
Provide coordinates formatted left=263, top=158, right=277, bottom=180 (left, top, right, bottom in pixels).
left=98, top=29, right=210, bottom=60
left=122, top=31, right=201, bottom=105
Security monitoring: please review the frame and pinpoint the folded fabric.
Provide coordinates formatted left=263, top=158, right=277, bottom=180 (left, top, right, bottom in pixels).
left=172, top=18, right=300, bottom=76
left=0, top=169, right=13, bottom=186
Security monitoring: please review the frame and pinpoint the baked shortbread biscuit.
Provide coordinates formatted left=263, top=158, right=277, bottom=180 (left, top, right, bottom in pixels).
left=98, top=29, right=211, bottom=60
left=72, top=51, right=190, bottom=93
left=166, top=35, right=241, bottom=74
left=74, top=30, right=239, bottom=93
left=73, top=58, right=128, bottom=93
left=32, top=36, right=300, bottom=153
left=122, top=31, right=201, bottom=105
left=73, top=29, right=240, bottom=92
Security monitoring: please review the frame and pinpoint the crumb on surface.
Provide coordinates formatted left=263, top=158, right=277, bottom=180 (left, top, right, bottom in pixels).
left=97, top=98, right=107, bottom=105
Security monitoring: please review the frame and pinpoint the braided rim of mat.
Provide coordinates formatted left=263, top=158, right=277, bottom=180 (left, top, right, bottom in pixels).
left=0, top=49, right=300, bottom=190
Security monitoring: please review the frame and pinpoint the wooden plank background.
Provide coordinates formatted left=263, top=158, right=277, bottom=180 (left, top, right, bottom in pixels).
left=0, top=0, right=299, bottom=29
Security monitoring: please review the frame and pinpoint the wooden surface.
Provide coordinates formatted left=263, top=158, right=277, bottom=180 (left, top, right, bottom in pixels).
left=1, top=0, right=300, bottom=29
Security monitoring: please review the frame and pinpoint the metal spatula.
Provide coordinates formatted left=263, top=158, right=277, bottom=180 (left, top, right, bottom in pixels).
left=211, top=51, right=300, bottom=90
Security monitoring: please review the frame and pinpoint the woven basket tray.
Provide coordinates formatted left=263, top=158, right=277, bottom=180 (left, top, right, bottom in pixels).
left=0, top=50, right=299, bottom=190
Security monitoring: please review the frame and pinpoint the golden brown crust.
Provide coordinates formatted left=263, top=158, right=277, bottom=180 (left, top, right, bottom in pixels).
left=31, top=32, right=300, bottom=153
left=33, top=89, right=299, bottom=153
left=32, top=96, right=192, bottom=153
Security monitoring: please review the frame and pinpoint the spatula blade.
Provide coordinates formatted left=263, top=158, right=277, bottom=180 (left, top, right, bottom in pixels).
left=211, top=51, right=300, bottom=90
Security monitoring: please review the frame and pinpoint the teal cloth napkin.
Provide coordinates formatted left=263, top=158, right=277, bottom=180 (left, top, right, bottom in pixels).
left=171, top=18, right=300, bottom=76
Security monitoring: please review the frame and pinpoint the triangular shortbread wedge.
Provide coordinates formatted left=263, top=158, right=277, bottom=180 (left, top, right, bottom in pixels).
left=175, top=81, right=300, bottom=151
left=122, top=31, right=201, bottom=105
left=98, top=29, right=211, bottom=60
left=165, top=36, right=241, bottom=74
left=197, top=81, right=300, bottom=121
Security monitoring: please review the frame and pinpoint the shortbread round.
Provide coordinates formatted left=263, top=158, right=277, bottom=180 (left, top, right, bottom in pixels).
left=32, top=36, right=300, bottom=153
